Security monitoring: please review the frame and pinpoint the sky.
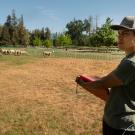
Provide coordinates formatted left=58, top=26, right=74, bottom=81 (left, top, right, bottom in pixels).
left=0, top=0, right=135, bottom=33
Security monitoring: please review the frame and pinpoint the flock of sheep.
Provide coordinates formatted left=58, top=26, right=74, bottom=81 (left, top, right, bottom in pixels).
left=0, top=48, right=28, bottom=56
left=0, top=48, right=54, bottom=57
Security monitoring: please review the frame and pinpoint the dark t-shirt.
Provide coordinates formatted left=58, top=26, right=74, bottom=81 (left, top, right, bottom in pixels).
left=103, top=52, right=135, bottom=131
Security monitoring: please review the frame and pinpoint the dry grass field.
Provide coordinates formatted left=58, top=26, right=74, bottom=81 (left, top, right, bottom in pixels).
left=0, top=58, right=120, bottom=135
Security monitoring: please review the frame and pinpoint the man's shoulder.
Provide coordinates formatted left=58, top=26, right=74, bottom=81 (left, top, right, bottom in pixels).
left=126, top=52, right=135, bottom=62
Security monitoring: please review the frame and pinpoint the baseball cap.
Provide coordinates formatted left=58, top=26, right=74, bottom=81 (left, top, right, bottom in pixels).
left=111, top=16, right=135, bottom=30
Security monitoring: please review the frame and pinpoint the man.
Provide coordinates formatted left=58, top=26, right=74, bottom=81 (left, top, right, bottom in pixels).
left=76, top=16, right=135, bottom=135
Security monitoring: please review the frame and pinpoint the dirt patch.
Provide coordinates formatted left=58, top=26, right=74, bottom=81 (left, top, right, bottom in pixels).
left=0, top=58, right=119, bottom=135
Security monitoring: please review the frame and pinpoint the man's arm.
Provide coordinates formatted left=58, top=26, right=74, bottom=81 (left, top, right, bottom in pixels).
left=87, top=71, right=123, bottom=90
left=76, top=71, right=123, bottom=101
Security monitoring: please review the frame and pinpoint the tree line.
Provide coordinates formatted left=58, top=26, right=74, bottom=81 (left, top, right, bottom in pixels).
left=0, top=10, right=117, bottom=48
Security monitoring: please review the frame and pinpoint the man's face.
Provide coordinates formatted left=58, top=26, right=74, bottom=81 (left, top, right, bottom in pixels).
left=118, top=29, right=134, bottom=51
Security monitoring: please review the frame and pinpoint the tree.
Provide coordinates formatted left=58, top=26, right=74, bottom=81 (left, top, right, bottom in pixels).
left=5, top=15, right=12, bottom=27
left=90, top=17, right=116, bottom=47
left=10, top=10, right=18, bottom=45
left=66, top=19, right=84, bottom=46
left=45, top=27, right=51, bottom=40
left=33, top=37, right=42, bottom=46
left=29, top=31, right=35, bottom=46
left=11, top=9, right=17, bottom=26
left=2, top=10, right=19, bottom=46
left=43, top=39, right=52, bottom=48
left=55, top=34, right=72, bottom=47
left=1, top=26, right=11, bottom=45
left=17, top=15, right=29, bottom=46
left=52, top=32, right=58, bottom=47
left=1, top=15, right=12, bottom=45
left=33, top=29, right=41, bottom=39
left=41, top=27, right=45, bottom=40
left=0, top=25, right=3, bottom=43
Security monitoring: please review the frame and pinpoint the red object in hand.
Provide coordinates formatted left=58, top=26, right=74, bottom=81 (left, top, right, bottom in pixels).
left=79, top=75, right=95, bottom=82
left=76, top=75, right=108, bottom=101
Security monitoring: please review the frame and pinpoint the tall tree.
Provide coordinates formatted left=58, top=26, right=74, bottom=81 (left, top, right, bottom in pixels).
left=11, top=9, right=17, bottom=27
left=1, top=15, right=12, bottom=45
left=11, top=10, right=18, bottom=45
left=41, top=27, right=45, bottom=40
left=66, top=19, right=84, bottom=45
left=0, top=25, right=2, bottom=45
left=1, top=25, right=11, bottom=45
left=17, top=15, right=29, bottom=46
left=0, top=25, right=3, bottom=38
left=5, top=15, right=12, bottom=27
left=45, top=27, right=51, bottom=40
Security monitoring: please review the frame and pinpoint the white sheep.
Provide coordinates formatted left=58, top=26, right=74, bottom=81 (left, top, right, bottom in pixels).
left=0, top=49, right=9, bottom=55
left=14, top=50, right=21, bottom=56
left=9, top=49, right=15, bottom=55
left=43, top=51, right=53, bottom=57
left=0, top=48, right=3, bottom=54
left=21, top=50, right=29, bottom=55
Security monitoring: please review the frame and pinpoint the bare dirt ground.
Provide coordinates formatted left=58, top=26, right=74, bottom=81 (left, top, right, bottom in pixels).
left=0, top=58, right=119, bottom=135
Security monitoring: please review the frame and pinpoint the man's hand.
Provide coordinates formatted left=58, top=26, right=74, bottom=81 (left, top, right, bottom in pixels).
left=75, top=75, right=85, bottom=86
left=75, top=75, right=80, bottom=83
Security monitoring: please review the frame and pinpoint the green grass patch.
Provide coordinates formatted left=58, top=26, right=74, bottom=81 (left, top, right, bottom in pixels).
left=0, top=47, right=124, bottom=66
left=0, top=55, right=37, bottom=66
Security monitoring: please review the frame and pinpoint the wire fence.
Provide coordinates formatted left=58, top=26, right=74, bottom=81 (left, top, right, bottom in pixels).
left=0, top=46, right=125, bottom=61
left=40, top=48, right=125, bottom=61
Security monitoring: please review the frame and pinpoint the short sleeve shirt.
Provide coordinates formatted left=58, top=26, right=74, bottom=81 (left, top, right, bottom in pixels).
left=103, top=52, right=135, bottom=131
